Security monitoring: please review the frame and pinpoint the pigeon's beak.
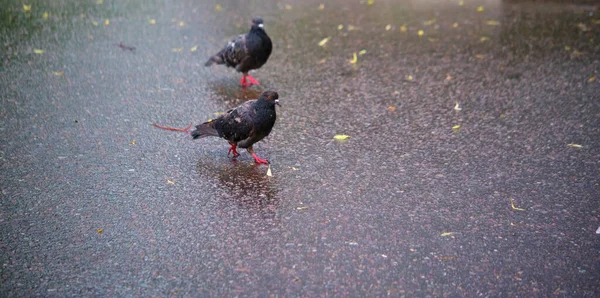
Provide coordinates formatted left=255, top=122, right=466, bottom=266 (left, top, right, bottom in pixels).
left=275, top=99, right=281, bottom=106
left=258, top=24, right=264, bottom=29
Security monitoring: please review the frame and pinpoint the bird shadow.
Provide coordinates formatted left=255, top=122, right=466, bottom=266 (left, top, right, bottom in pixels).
left=206, top=80, right=263, bottom=105
left=197, top=158, right=280, bottom=219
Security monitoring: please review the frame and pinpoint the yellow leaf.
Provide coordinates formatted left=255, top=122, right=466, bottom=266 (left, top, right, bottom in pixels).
left=179, top=21, right=185, bottom=26
left=477, top=6, right=484, bottom=12
left=400, top=25, right=407, bottom=32
left=440, top=232, right=455, bottom=237
left=149, top=19, right=156, bottom=24
left=348, top=52, right=357, bottom=64
left=318, top=37, right=330, bottom=46
left=215, top=4, right=222, bottom=11
left=266, top=164, right=273, bottom=177
left=291, top=167, right=298, bottom=170
left=190, top=45, right=198, bottom=52
left=23, top=4, right=31, bottom=12
left=592, top=19, right=600, bottom=25
left=97, top=228, right=103, bottom=234
left=458, top=0, right=464, bottom=6
left=97, top=0, right=103, bottom=4
left=42, top=12, right=49, bottom=19
left=387, top=106, right=396, bottom=112
left=407, top=75, right=413, bottom=81
left=33, top=49, right=45, bottom=54
left=428, top=38, right=438, bottom=42
left=337, top=24, right=343, bottom=30
left=572, top=50, right=583, bottom=57
left=167, top=179, right=175, bottom=184
left=367, top=0, right=374, bottom=5
left=53, top=71, right=64, bottom=76
left=567, top=143, right=582, bottom=148
left=92, top=20, right=99, bottom=26
left=454, top=102, right=462, bottom=111
left=318, top=3, right=324, bottom=10
left=348, top=25, right=357, bottom=31
left=423, top=19, right=436, bottom=26
left=510, top=199, right=526, bottom=211
left=333, top=134, right=350, bottom=140
left=564, top=46, right=571, bottom=51
left=358, top=49, right=367, bottom=55
left=296, top=206, right=309, bottom=210
left=480, top=36, right=490, bottom=42
left=452, top=125, right=461, bottom=131
left=475, top=54, right=485, bottom=59
left=385, top=24, right=392, bottom=31
left=446, top=74, right=453, bottom=81
left=130, top=140, right=136, bottom=145
left=417, top=30, right=424, bottom=36
left=588, top=76, right=595, bottom=83
left=104, top=19, right=110, bottom=26
left=317, top=58, right=327, bottom=64
left=452, top=22, right=458, bottom=28
left=172, top=48, right=183, bottom=52
left=486, top=20, right=500, bottom=26
left=285, top=4, right=292, bottom=10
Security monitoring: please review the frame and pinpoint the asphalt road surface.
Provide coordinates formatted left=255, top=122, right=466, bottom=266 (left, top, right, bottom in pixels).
left=1, top=0, right=599, bottom=296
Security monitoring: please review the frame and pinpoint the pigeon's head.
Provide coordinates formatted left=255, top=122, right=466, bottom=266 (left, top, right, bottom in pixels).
left=251, top=18, right=265, bottom=30
left=260, top=90, right=280, bottom=106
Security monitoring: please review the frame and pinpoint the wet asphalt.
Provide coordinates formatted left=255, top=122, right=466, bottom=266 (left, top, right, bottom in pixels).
left=1, top=0, right=600, bottom=296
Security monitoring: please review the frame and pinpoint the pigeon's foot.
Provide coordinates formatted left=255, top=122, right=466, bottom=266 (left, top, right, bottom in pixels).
left=251, top=153, right=269, bottom=165
left=228, top=143, right=240, bottom=157
left=240, top=74, right=260, bottom=87
left=152, top=122, right=193, bottom=134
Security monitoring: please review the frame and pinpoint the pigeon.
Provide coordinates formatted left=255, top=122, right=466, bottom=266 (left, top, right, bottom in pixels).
left=205, top=17, right=273, bottom=87
left=191, top=90, right=280, bottom=164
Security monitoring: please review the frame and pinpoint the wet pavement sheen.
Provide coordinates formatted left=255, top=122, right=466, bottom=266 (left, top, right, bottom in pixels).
left=1, top=0, right=599, bottom=296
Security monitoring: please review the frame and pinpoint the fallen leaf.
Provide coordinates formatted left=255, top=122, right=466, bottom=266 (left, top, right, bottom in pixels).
left=334, top=134, right=350, bottom=140
left=417, top=30, right=424, bottom=36
left=291, top=167, right=298, bottom=170
left=572, top=50, right=583, bottom=57
left=358, top=49, right=367, bottom=55
left=348, top=52, right=357, bottom=64
left=577, top=23, right=589, bottom=32
left=167, top=179, right=175, bottom=184
left=385, top=24, right=392, bottom=31
left=97, top=228, right=103, bottom=234
left=337, top=24, right=343, bottom=30
left=588, top=76, right=595, bottom=83
left=92, top=20, right=99, bottom=26
left=477, top=6, right=484, bottom=12
left=567, top=143, right=582, bottom=148
left=190, top=45, right=198, bottom=52
left=43, top=12, right=49, bottom=19
left=172, top=48, right=183, bottom=52
left=480, top=36, right=490, bottom=42
left=452, top=22, right=458, bottom=28
left=486, top=20, right=500, bottom=26
left=285, top=4, right=292, bottom=10
left=318, top=37, right=330, bottom=46
left=149, top=19, right=156, bottom=24
left=104, top=19, right=110, bottom=26
left=564, top=45, right=571, bottom=51
left=387, top=106, right=396, bottom=112
left=215, top=4, right=222, bottom=11
left=130, top=140, right=136, bottom=145
left=592, top=19, right=600, bottom=25
left=475, top=54, right=485, bottom=59
left=423, top=19, right=436, bottom=26
left=367, top=0, right=374, bottom=5
left=510, top=199, right=526, bottom=211
left=428, top=38, right=439, bottom=42
left=317, top=58, right=327, bottom=64
left=97, top=0, right=103, bottom=4
left=458, top=0, right=464, bottom=6
left=33, top=49, right=45, bottom=54
left=267, top=164, right=273, bottom=177
left=53, top=71, right=64, bottom=76
left=441, top=232, right=455, bottom=237
left=407, top=75, right=413, bottom=81
left=454, top=102, right=462, bottom=111
left=318, top=3, right=324, bottom=10
left=348, top=25, right=357, bottom=31
left=452, top=125, right=461, bottom=131
left=179, top=21, right=185, bottom=26
left=23, top=4, right=31, bottom=12
left=446, top=74, right=453, bottom=80
left=297, top=206, right=309, bottom=210
left=400, top=25, right=407, bottom=32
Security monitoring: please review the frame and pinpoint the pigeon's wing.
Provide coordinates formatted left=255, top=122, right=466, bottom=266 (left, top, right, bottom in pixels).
left=205, top=34, right=248, bottom=67
left=213, top=100, right=256, bottom=143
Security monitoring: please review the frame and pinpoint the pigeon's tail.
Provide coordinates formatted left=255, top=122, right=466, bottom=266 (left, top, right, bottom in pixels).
left=205, top=54, right=224, bottom=66
left=191, top=121, right=219, bottom=139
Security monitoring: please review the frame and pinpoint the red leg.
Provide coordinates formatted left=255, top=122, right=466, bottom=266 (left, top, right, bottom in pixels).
left=240, top=74, right=251, bottom=87
left=228, top=143, right=240, bottom=157
left=245, top=74, right=260, bottom=86
left=251, top=153, right=269, bottom=164
left=152, top=122, right=193, bottom=134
